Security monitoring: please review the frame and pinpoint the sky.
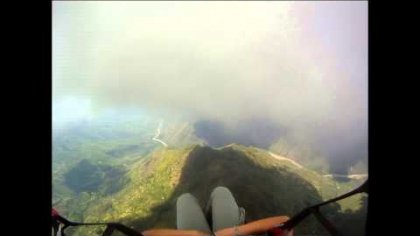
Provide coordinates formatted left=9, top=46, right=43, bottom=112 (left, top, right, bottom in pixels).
left=53, top=1, right=368, bottom=171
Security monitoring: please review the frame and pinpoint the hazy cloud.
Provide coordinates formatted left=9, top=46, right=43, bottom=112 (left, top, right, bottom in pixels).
left=53, top=1, right=368, bottom=171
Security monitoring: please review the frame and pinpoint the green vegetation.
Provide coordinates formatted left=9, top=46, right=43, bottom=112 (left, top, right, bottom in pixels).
left=160, top=121, right=206, bottom=147
left=269, top=138, right=330, bottom=174
left=60, top=144, right=366, bottom=236
left=64, top=159, right=126, bottom=194
left=52, top=119, right=366, bottom=236
left=52, top=117, right=159, bottom=205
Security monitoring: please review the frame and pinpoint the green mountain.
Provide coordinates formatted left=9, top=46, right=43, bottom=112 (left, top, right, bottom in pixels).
left=55, top=144, right=367, bottom=236
left=159, top=121, right=206, bottom=147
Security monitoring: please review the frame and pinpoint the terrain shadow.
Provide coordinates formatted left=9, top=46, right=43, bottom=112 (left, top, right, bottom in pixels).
left=124, top=145, right=342, bottom=235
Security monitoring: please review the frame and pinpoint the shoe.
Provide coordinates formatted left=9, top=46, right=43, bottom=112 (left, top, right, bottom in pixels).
left=239, top=207, right=246, bottom=224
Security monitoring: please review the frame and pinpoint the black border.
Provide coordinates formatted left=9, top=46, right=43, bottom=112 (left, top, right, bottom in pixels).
left=11, top=1, right=390, bottom=235
left=10, top=0, right=52, bottom=235
left=367, top=0, right=393, bottom=235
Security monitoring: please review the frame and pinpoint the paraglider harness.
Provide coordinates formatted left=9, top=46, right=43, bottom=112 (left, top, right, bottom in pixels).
left=52, top=179, right=368, bottom=236
left=51, top=208, right=141, bottom=236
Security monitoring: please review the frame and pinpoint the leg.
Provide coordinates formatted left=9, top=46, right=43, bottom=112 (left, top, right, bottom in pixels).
left=176, top=193, right=211, bottom=233
left=208, top=186, right=245, bottom=231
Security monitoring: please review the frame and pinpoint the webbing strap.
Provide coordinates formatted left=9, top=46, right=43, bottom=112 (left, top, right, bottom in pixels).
left=52, top=179, right=368, bottom=236
left=52, top=210, right=142, bottom=236
left=311, top=207, right=342, bottom=236
left=278, top=179, right=368, bottom=234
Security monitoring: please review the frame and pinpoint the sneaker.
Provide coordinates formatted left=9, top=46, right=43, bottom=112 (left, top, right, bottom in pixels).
left=239, top=207, right=246, bottom=224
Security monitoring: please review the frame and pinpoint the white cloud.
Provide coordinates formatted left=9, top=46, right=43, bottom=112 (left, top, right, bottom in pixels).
left=53, top=1, right=367, bottom=163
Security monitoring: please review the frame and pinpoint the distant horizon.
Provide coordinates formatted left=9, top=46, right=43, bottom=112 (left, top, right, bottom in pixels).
left=53, top=1, right=367, bottom=174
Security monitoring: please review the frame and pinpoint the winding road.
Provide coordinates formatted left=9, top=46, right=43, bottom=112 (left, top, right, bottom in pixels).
left=269, top=152, right=304, bottom=168
left=152, top=120, right=168, bottom=147
left=268, top=152, right=368, bottom=180
left=323, top=174, right=368, bottom=180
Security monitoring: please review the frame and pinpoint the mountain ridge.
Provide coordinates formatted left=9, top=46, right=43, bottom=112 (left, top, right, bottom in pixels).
left=60, top=144, right=366, bottom=235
